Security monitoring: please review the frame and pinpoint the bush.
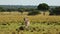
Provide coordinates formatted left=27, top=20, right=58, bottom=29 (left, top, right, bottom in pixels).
left=49, top=7, right=60, bottom=15
left=19, top=26, right=25, bottom=30
left=28, top=10, right=40, bottom=15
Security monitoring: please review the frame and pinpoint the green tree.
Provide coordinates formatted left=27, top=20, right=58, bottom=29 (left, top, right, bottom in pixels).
left=28, top=10, right=40, bottom=15
left=7, top=9, right=11, bottom=12
left=37, top=3, right=49, bottom=10
left=50, top=7, right=60, bottom=15
left=18, top=8, right=24, bottom=14
left=37, top=3, right=49, bottom=15
left=0, top=7, right=4, bottom=11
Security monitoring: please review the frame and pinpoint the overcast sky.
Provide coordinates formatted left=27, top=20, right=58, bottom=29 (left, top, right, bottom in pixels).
left=0, top=0, right=60, bottom=6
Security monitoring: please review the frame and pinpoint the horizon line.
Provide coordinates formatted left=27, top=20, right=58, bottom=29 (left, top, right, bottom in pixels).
left=0, top=5, right=60, bottom=6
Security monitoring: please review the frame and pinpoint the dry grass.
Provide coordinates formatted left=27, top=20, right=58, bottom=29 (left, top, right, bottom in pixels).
left=0, top=12, right=60, bottom=34
left=0, top=12, right=60, bottom=23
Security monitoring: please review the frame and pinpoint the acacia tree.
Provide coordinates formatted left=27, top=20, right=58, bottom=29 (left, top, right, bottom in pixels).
left=37, top=3, right=49, bottom=15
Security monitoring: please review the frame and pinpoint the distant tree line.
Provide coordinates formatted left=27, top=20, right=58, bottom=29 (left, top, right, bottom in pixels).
left=0, top=3, right=60, bottom=15
left=0, top=7, right=36, bottom=12
left=49, top=7, right=60, bottom=15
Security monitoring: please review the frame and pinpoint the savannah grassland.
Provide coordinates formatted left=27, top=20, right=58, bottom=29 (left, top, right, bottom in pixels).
left=0, top=12, right=60, bottom=34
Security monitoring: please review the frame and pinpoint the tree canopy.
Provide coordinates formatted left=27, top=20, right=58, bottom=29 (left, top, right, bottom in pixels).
left=50, top=7, right=60, bottom=15
left=37, top=3, right=49, bottom=11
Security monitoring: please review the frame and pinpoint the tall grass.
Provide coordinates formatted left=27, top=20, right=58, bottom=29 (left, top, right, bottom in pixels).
left=0, top=12, right=60, bottom=34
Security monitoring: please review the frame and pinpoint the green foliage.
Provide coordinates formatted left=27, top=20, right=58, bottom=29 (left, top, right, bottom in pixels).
left=28, top=10, right=40, bottom=15
left=0, top=7, right=5, bottom=11
left=0, top=7, right=3, bottom=10
left=37, top=3, right=49, bottom=11
left=6, top=9, right=11, bottom=12
left=18, top=8, right=24, bottom=14
left=6, top=8, right=17, bottom=12
left=25, top=8, right=36, bottom=11
left=50, top=7, right=60, bottom=15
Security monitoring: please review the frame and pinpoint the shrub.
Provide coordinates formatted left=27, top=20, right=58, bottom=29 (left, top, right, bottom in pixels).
left=19, top=26, right=25, bottom=30
left=28, top=10, right=40, bottom=15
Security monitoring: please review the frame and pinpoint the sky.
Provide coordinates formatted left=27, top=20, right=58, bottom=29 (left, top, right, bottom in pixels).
left=0, top=0, right=60, bottom=6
